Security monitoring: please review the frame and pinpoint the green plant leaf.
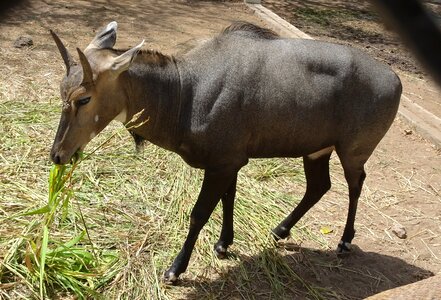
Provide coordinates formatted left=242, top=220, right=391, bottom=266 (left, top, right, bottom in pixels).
left=50, top=231, right=86, bottom=254
left=39, top=225, right=49, bottom=299
left=20, top=205, right=51, bottom=217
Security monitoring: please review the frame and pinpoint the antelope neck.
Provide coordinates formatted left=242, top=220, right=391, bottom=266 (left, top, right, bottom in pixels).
left=123, top=54, right=182, bottom=152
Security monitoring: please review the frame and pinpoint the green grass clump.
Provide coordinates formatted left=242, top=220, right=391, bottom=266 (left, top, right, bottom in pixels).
left=0, top=100, right=341, bottom=299
left=0, top=111, right=148, bottom=299
left=2, top=158, right=119, bottom=299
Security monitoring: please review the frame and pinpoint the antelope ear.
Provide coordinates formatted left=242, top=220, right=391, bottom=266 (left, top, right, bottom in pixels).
left=86, top=21, right=118, bottom=51
left=77, top=48, right=94, bottom=85
left=50, top=29, right=76, bottom=75
left=110, top=40, right=145, bottom=75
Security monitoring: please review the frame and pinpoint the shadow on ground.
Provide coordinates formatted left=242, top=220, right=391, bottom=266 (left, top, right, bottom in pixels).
left=182, top=244, right=433, bottom=299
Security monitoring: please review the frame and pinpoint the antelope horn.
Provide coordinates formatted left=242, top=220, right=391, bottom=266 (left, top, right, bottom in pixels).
left=76, top=48, right=94, bottom=85
left=50, top=29, right=76, bottom=75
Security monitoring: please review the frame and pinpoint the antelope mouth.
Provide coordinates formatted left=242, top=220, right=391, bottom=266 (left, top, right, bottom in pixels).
left=71, top=143, right=88, bottom=164
left=51, top=145, right=85, bottom=165
left=71, top=148, right=83, bottom=164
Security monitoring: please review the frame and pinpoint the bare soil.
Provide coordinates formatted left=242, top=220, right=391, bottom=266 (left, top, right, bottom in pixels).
left=1, top=0, right=440, bottom=299
left=263, top=0, right=441, bottom=118
left=262, top=0, right=441, bottom=296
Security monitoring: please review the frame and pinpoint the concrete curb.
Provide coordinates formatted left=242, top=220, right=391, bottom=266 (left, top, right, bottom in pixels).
left=247, top=4, right=312, bottom=39
left=399, top=95, right=441, bottom=147
left=246, top=2, right=441, bottom=149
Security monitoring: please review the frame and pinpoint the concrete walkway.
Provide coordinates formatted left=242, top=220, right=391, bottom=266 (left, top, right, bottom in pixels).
left=246, top=1, right=441, bottom=149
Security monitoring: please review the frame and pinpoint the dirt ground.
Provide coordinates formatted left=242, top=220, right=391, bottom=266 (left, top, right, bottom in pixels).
left=263, top=0, right=441, bottom=119
left=261, top=0, right=441, bottom=296
left=1, top=0, right=440, bottom=299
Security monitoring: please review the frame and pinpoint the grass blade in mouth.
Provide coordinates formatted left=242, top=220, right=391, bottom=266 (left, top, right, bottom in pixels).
left=28, top=115, right=148, bottom=297
left=39, top=225, right=49, bottom=299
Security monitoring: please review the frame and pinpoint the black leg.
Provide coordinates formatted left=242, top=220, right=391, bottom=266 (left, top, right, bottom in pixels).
left=337, top=166, right=366, bottom=254
left=272, top=153, right=332, bottom=240
left=214, top=174, right=237, bottom=258
left=163, top=168, right=238, bottom=284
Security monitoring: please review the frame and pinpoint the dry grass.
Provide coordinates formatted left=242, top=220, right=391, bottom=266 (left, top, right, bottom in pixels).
left=0, top=46, right=354, bottom=297
left=1, top=78, right=438, bottom=299
left=1, top=1, right=441, bottom=298
left=0, top=96, right=330, bottom=299
left=0, top=78, right=333, bottom=298
left=0, top=37, right=336, bottom=299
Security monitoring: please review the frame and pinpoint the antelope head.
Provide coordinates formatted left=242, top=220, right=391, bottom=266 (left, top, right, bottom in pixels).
left=50, top=21, right=144, bottom=165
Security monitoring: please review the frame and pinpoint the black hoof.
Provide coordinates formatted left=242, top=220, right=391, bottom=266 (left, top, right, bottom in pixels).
left=336, top=240, right=352, bottom=256
left=163, top=269, right=179, bottom=285
left=272, top=226, right=290, bottom=241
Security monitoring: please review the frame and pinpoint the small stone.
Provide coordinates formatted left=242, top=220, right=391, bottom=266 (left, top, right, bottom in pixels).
left=391, top=224, right=407, bottom=239
left=14, top=36, right=33, bottom=48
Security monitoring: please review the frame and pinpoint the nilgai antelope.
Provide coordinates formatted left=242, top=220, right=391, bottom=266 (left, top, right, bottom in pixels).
left=50, top=21, right=402, bottom=283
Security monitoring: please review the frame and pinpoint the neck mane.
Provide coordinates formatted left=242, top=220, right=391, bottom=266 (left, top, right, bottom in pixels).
left=112, top=48, right=175, bottom=67
left=113, top=48, right=182, bottom=152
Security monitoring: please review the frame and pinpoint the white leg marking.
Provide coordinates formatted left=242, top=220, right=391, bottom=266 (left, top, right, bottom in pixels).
left=89, top=131, right=96, bottom=140
left=164, top=271, right=177, bottom=283
left=337, top=240, right=352, bottom=253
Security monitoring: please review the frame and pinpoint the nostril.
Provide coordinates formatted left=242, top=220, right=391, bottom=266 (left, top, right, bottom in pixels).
left=50, top=151, right=61, bottom=165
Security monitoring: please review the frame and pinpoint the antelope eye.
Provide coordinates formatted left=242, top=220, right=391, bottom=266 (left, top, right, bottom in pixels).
left=77, top=97, right=91, bottom=106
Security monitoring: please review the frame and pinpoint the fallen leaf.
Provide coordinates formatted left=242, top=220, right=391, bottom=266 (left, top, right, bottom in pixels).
left=320, top=226, right=333, bottom=235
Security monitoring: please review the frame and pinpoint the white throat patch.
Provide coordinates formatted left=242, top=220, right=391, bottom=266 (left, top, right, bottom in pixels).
left=114, top=109, right=127, bottom=123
